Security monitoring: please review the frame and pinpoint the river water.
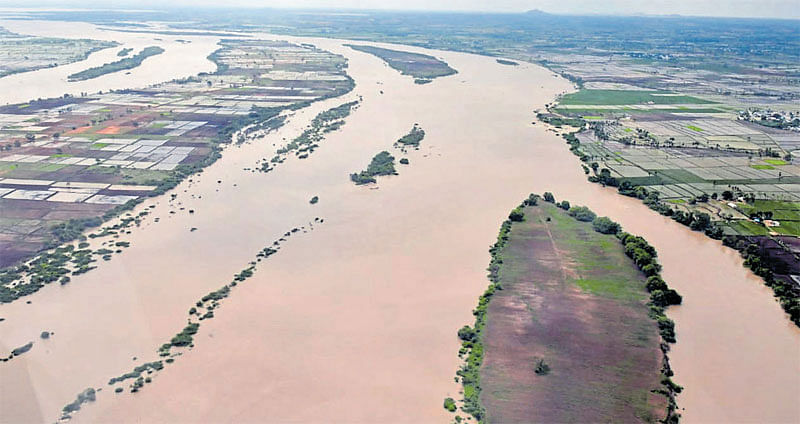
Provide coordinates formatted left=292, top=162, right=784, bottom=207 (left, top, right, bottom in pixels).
left=0, top=23, right=798, bottom=424
left=0, top=20, right=223, bottom=105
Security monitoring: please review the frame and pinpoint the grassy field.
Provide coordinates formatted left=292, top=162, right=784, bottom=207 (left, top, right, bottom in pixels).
left=479, top=202, right=667, bottom=423
left=559, top=90, right=713, bottom=106
left=733, top=200, right=800, bottom=235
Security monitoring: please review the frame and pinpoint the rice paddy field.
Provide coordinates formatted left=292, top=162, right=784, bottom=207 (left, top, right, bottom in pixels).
left=0, top=38, right=353, bottom=266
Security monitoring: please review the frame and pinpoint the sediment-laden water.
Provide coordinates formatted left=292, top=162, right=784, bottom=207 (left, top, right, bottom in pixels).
left=0, top=20, right=224, bottom=105
left=0, top=23, right=798, bottom=424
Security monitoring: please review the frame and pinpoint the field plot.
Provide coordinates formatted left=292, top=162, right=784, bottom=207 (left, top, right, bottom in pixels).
left=480, top=203, right=668, bottom=423
left=0, top=38, right=353, bottom=266
left=0, top=26, right=117, bottom=78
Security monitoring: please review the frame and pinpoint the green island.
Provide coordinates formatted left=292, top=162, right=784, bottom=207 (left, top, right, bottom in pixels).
left=68, top=46, right=165, bottom=81
left=495, top=59, right=518, bottom=66
left=61, top=388, right=96, bottom=418
left=394, top=124, right=425, bottom=149
left=350, top=151, right=397, bottom=185
left=345, top=44, right=457, bottom=83
left=451, top=193, right=681, bottom=423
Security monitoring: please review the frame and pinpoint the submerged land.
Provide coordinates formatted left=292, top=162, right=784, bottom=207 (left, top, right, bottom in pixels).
left=0, top=8, right=798, bottom=424
left=0, top=37, right=351, bottom=269
left=0, top=26, right=116, bottom=78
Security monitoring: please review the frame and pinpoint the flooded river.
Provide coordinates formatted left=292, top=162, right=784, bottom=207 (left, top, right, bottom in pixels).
left=0, top=23, right=798, bottom=424
left=0, top=20, right=223, bottom=105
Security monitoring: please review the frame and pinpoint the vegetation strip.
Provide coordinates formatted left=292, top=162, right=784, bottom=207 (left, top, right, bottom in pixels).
left=257, top=100, right=360, bottom=173
left=0, top=205, right=150, bottom=304
left=451, top=193, right=681, bottom=423
left=57, top=218, right=324, bottom=421
left=68, top=46, right=165, bottom=81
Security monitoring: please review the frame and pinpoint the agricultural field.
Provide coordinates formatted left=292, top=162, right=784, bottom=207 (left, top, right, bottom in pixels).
left=544, top=87, right=800, bottom=238
left=345, top=44, right=457, bottom=84
left=0, top=38, right=353, bottom=266
left=0, top=26, right=117, bottom=78
left=473, top=201, right=672, bottom=423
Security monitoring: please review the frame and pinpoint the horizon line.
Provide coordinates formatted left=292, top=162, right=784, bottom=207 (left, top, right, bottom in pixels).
left=1, top=5, right=798, bottom=22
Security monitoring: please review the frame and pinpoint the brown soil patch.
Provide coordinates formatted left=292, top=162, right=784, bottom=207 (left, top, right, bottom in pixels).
left=96, top=125, right=128, bottom=135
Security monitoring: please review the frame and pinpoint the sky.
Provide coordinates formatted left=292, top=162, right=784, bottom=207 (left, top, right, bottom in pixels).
left=1, top=0, right=797, bottom=19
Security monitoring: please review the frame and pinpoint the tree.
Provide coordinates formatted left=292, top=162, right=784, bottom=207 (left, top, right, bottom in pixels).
left=508, top=207, right=525, bottom=222
left=458, top=325, right=476, bottom=342
left=690, top=213, right=711, bottom=231
left=543, top=192, right=555, bottom=203
left=646, top=276, right=668, bottom=292
left=722, top=190, right=734, bottom=201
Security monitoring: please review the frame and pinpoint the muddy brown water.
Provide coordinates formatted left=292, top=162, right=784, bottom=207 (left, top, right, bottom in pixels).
left=0, top=20, right=224, bottom=105
left=0, top=23, right=798, bottom=424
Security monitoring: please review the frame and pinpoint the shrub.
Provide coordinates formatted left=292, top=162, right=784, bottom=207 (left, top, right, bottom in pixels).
left=568, top=206, right=596, bottom=222
left=443, top=397, right=457, bottom=412
left=543, top=192, right=555, bottom=203
left=534, top=358, right=551, bottom=375
left=592, top=216, right=620, bottom=234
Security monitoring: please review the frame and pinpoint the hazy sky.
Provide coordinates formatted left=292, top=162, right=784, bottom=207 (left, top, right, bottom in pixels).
left=2, top=0, right=798, bottom=19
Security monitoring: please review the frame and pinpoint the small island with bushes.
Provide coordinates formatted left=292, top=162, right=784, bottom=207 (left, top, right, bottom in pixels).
left=395, top=124, right=425, bottom=148
left=350, top=151, right=397, bottom=185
